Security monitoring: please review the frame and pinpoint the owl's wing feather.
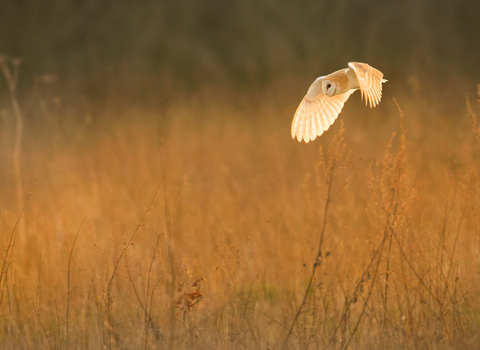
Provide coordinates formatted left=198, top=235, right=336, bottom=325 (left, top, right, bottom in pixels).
left=348, top=62, right=385, bottom=108
left=291, top=78, right=355, bottom=143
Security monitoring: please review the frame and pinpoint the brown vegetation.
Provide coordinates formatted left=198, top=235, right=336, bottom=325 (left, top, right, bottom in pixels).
left=0, top=51, right=480, bottom=349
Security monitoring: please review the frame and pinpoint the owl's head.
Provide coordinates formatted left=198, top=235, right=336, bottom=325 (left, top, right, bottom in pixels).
left=322, top=80, right=336, bottom=97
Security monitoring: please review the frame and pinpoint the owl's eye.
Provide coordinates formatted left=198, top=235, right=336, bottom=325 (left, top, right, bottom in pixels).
left=327, top=84, right=331, bottom=89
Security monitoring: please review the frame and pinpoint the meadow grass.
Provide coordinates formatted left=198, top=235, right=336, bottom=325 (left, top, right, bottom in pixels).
left=0, top=81, right=479, bottom=349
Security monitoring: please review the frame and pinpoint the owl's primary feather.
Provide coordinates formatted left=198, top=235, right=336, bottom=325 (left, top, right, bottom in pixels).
left=291, top=62, right=386, bottom=143
left=347, top=62, right=385, bottom=108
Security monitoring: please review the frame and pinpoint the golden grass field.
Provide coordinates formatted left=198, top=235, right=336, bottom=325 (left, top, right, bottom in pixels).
left=1, top=77, right=480, bottom=349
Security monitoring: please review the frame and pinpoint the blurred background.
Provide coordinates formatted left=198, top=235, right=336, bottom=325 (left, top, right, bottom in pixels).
left=1, top=0, right=480, bottom=107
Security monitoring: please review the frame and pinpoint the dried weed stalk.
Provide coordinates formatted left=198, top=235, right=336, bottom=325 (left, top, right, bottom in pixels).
left=123, top=233, right=166, bottom=349
left=0, top=153, right=48, bottom=308
left=323, top=100, right=417, bottom=349
left=65, top=215, right=88, bottom=349
left=283, top=120, right=351, bottom=349
left=158, top=119, right=177, bottom=350
left=105, top=185, right=161, bottom=349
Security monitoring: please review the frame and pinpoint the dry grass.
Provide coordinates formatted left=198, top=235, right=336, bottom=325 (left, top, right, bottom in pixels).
left=0, top=79, right=480, bottom=349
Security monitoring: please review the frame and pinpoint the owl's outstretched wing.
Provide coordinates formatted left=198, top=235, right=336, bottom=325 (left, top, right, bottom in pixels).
left=348, top=62, right=386, bottom=108
left=291, top=77, right=355, bottom=143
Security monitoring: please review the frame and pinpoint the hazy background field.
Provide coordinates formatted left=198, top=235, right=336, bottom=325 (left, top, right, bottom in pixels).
left=1, top=0, right=480, bottom=349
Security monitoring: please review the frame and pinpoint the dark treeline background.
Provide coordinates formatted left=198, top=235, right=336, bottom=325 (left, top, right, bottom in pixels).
left=1, top=0, right=480, bottom=105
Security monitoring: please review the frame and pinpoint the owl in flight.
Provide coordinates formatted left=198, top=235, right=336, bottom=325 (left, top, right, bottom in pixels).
left=291, top=62, right=387, bottom=143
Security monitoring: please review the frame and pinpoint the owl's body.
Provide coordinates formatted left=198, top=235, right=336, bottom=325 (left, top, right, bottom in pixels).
left=291, top=62, right=386, bottom=143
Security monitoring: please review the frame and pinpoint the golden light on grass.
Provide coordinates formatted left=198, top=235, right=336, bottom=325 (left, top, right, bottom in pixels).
left=0, top=75, right=479, bottom=349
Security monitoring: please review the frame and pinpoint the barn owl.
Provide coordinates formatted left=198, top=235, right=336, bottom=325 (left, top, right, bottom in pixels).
left=291, top=62, right=387, bottom=143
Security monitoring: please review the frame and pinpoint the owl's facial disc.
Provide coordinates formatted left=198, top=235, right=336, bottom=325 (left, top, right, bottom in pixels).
left=322, top=80, right=336, bottom=97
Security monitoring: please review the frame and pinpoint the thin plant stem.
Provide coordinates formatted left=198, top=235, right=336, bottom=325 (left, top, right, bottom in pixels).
left=282, top=124, right=346, bottom=350
left=65, top=214, right=88, bottom=349
left=105, top=184, right=161, bottom=347
left=157, top=119, right=176, bottom=350
left=0, top=151, right=48, bottom=307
